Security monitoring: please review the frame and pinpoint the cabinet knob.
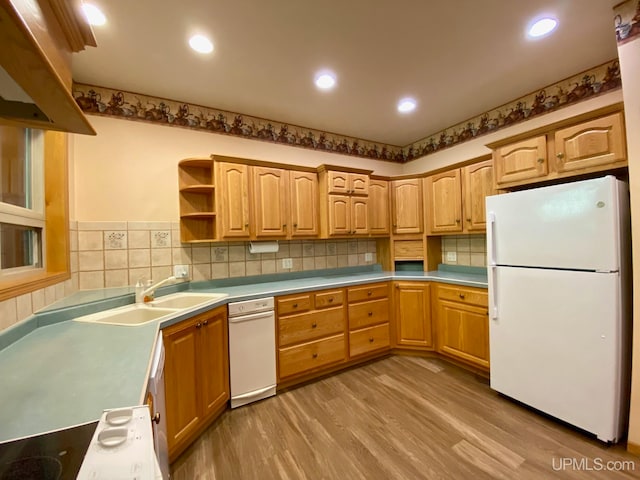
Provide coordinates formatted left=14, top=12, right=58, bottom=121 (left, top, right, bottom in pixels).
left=312, top=353, right=318, bottom=359
left=203, top=320, right=209, bottom=325
left=282, top=224, right=287, bottom=228
left=456, top=219, right=460, bottom=223
left=368, top=311, right=373, bottom=316
left=367, top=291, right=372, bottom=296
left=244, top=223, right=249, bottom=227
left=555, top=153, right=564, bottom=159
left=196, top=322, right=202, bottom=329
left=538, top=157, right=546, bottom=163
left=466, top=218, right=471, bottom=222
left=293, top=303, right=298, bottom=308
left=392, top=224, right=397, bottom=227
left=152, top=413, right=161, bottom=424
left=329, top=297, right=334, bottom=303
left=459, top=293, right=466, bottom=299
left=293, top=223, right=298, bottom=228
left=311, top=322, right=317, bottom=328
left=369, top=337, right=374, bottom=343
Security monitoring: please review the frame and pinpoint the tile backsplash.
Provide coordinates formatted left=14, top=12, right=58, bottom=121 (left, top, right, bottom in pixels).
left=75, top=221, right=378, bottom=289
left=441, top=234, right=487, bottom=267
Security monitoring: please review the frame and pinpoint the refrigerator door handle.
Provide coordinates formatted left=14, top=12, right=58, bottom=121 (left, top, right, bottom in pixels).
left=487, top=211, right=496, bottom=266
left=490, top=266, right=498, bottom=320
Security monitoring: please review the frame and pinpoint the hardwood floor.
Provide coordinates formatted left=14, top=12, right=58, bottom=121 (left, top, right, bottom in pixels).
left=171, top=356, right=639, bottom=479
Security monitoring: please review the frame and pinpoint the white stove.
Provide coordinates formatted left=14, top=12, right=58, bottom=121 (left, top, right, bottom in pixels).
left=77, top=406, right=162, bottom=479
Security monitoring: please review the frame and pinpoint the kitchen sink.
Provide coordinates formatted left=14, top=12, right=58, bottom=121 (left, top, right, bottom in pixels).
left=146, top=292, right=228, bottom=309
left=73, top=292, right=228, bottom=326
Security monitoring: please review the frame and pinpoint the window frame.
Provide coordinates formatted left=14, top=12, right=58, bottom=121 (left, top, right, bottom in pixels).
left=0, top=129, right=70, bottom=302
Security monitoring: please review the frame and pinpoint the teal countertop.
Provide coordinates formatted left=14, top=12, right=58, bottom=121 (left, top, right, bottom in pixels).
left=0, top=265, right=486, bottom=442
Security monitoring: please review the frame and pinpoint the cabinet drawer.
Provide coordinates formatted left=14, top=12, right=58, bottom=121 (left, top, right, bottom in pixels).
left=437, top=285, right=487, bottom=307
left=278, top=307, right=345, bottom=347
left=348, top=283, right=389, bottom=303
left=314, top=289, right=344, bottom=309
left=278, top=334, right=346, bottom=379
left=348, top=298, right=389, bottom=330
left=349, top=323, right=390, bottom=358
left=277, top=294, right=312, bottom=316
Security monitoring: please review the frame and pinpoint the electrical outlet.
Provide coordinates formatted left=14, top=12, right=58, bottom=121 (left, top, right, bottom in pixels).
left=173, top=264, right=190, bottom=279
left=446, top=252, right=457, bottom=262
left=364, top=252, right=373, bottom=262
left=282, top=258, right=293, bottom=269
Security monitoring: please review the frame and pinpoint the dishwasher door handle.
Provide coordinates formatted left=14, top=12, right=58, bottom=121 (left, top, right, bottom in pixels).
left=232, top=384, right=276, bottom=401
left=228, top=310, right=275, bottom=323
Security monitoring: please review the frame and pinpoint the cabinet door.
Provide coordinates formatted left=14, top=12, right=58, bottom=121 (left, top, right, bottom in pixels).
left=351, top=197, right=369, bottom=234
left=368, top=179, right=390, bottom=235
left=163, top=320, right=201, bottom=453
left=327, top=171, right=350, bottom=194
left=217, top=162, right=250, bottom=238
left=393, top=282, right=433, bottom=348
left=199, top=309, right=230, bottom=419
left=427, top=170, right=463, bottom=233
left=252, top=166, right=288, bottom=238
left=494, top=135, right=547, bottom=186
left=554, top=112, right=626, bottom=174
left=350, top=173, right=370, bottom=195
left=462, top=160, right=496, bottom=232
left=328, top=195, right=351, bottom=235
left=290, top=171, right=319, bottom=237
left=391, top=178, right=423, bottom=234
left=436, top=300, right=489, bottom=369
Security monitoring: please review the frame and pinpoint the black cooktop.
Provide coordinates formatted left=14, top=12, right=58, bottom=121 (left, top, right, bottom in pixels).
left=0, top=421, right=97, bottom=480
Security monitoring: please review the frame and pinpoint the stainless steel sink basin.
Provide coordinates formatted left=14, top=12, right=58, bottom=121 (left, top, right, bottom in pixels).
left=73, top=292, right=228, bottom=326
left=147, top=292, right=228, bottom=309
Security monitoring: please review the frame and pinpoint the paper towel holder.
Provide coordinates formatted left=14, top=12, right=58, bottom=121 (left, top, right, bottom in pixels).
left=248, top=241, right=279, bottom=254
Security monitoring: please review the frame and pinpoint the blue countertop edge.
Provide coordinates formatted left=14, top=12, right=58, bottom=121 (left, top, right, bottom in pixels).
left=0, top=264, right=487, bottom=442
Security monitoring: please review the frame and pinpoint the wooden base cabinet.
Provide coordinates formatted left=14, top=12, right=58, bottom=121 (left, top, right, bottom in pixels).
left=393, top=282, right=433, bottom=349
left=347, top=283, right=391, bottom=358
left=435, top=285, right=489, bottom=369
left=163, top=306, right=229, bottom=460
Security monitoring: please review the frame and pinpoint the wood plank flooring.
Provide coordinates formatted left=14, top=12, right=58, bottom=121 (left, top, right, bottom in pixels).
left=171, top=356, right=640, bottom=479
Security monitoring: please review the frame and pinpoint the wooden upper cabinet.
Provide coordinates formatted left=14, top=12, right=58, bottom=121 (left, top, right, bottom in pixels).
left=368, top=179, right=390, bottom=235
left=217, top=162, right=250, bottom=239
left=328, top=195, right=351, bottom=236
left=554, top=112, right=626, bottom=174
left=391, top=178, right=423, bottom=234
left=327, top=171, right=369, bottom=195
left=351, top=197, right=370, bottom=234
left=251, top=166, right=288, bottom=238
left=289, top=171, right=319, bottom=237
left=493, top=135, right=547, bottom=186
left=426, top=169, right=463, bottom=233
left=462, top=160, right=495, bottom=232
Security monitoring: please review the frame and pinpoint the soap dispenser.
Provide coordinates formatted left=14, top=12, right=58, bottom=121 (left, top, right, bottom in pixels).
left=135, top=279, right=145, bottom=303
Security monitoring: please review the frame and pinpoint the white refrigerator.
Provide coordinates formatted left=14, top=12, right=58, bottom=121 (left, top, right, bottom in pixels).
left=486, top=176, right=631, bottom=442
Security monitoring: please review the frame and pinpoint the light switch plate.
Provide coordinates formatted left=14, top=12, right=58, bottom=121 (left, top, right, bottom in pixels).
left=282, top=258, right=293, bottom=269
left=173, top=264, right=190, bottom=279
left=446, top=252, right=457, bottom=262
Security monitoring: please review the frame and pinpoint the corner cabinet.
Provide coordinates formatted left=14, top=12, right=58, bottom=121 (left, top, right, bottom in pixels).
left=435, top=284, right=489, bottom=370
left=178, top=159, right=217, bottom=242
left=393, top=282, right=433, bottom=349
left=163, top=306, right=229, bottom=460
left=491, top=108, right=627, bottom=190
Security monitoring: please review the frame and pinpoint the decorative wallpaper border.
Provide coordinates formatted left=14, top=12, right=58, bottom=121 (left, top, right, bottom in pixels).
left=72, top=59, right=621, bottom=164
left=615, top=0, right=640, bottom=46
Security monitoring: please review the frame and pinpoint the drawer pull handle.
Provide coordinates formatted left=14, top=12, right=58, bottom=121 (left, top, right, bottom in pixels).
left=311, top=322, right=317, bottom=328
left=196, top=322, right=202, bottom=329
left=312, top=353, right=318, bottom=359
left=368, top=311, right=373, bottom=316
left=293, top=303, right=298, bottom=308
left=459, top=293, right=465, bottom=299
left=367, top=291, right=372, bottom=296
left=369, top=337, right=374, bottom=343
left=329, top=297, right=334, bottom=302
left=203, top=320, right=209, bottom=326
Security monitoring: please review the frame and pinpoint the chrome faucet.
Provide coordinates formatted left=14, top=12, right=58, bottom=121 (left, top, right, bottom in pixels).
left=138, top=276, right=176, bottom=303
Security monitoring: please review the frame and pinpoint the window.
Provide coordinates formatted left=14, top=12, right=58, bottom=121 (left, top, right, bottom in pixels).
left=0, top=126, right=44, bottom=279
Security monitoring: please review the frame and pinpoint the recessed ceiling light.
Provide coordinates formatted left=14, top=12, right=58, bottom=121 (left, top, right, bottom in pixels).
left=528, top=17, right=558, bottom=38
left=82, top=4, right=106, bottom=26
left=189, top=34, right=214, bottom=54
left=315, top=72, right=336, bottom=90
left=397, top=98, right=417, bottom=113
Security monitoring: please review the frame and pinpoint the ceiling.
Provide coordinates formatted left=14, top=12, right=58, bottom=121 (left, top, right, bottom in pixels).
left=72, top=0, right=620, bottom=147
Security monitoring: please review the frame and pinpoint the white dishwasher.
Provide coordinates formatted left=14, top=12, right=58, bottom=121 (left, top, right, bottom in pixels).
left=228, top=297, right=277, bottom=408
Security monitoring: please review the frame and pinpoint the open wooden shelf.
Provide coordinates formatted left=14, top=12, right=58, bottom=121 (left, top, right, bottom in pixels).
left=178, top=158, right=216, bottom=242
